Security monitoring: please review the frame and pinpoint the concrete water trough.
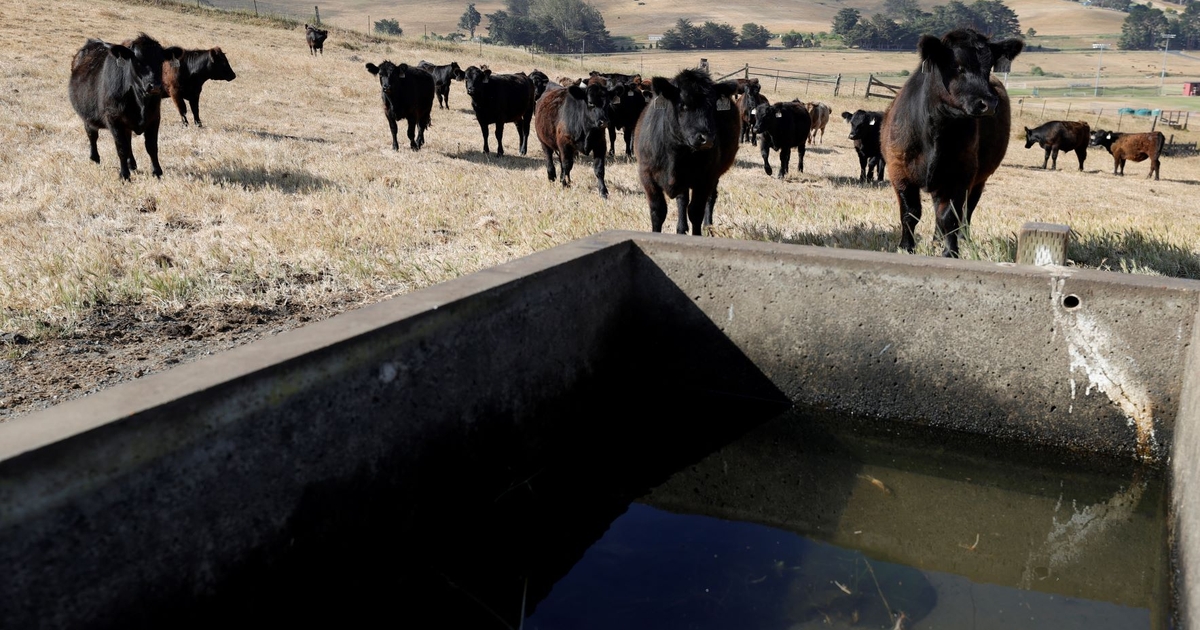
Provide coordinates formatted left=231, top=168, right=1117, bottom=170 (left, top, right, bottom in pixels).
left=3, top=231, right=1200, bottom=628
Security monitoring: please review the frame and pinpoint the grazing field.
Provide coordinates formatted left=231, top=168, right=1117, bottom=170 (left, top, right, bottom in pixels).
left=1, top=0, right=1199, bottom=419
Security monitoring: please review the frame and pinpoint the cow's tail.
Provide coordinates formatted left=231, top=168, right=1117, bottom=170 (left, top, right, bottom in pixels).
left=1157, top=131, right=1167, bottom=157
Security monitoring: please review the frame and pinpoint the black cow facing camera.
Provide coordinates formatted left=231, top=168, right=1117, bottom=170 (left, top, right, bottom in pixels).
left=366, top=61, right=435, bottom=151
left=842, top=109, right=886, bottom=182
left=68, top=34, right=183, bottom=181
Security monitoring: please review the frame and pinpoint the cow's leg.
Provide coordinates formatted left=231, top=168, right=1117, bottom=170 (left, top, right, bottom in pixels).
left=478, top=121, right=491, bottom=154
left=965, top=183, right=985, bottom=226
left=1042, top=147, right=1051, bottom=169
left=896, top=184, right=922, bottom=253
left=687, top=183, right=715, bottom=235
left=1051, top=148, right=1060, bottom=170
left=760, top=142, right=773, bottom=177
left=702, top=184, right=719, bottom=232
left=933, top=191, right=969, bottom=258
left=593, top=152, right=608, bottom=199
left=171, top=92, right=188, bottom=126
left=607, top=126, right=617, bottom=158
left=778, top=146, right=790, bottom=180
left=520, top=118, right=531, bottom=156
left=796, top=144, right=805, bottom=173
left=86, top=125, right=100, bottom=164
left=145, top=120, right=165, bottom=178
left=494, top=123, right=506, bottom=157
left=646, top=184, right=669, bottom=233
left=559, top=142, right=575, bottom=187
left=388, top=115, right=400, bottom=151
left=111, top=127, right=134, bottom=181
left=189, top=97, right=203, bottom=127
left=417, top=118, right=428, bottom=149
left=1076, top=147, right=1087, bottom=171
left=542, top=143, right=557, bottom=182
left=858, top=152, right=867, bottom=181
left=674, top=191, right=690, bottom=234
left=1114, top=157, right=1122, bottom=176
left=877, top=157, right=886, bottom=182
left=1150, top=156, right=1160, bottom=180
left=624, top=126, right=634, bottom=157
left=406, top=118, right=418, bottom=151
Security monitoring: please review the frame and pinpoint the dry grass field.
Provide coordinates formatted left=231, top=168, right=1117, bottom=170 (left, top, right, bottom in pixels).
left=1, top=0, right=1199, bottom=419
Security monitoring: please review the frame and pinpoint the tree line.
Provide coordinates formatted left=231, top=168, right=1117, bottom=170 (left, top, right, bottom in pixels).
left=483, top=0, right=614, bottom=52
left=1119, top=2, right=1200, bottom=50
left=832, top=0, right=1020, bottom=49
left=658, top=19, right=773, bottom=49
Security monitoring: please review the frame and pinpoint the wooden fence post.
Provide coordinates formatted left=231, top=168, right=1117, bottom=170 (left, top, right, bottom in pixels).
left=805, top=75, right=811, bottom=95
left=1040, top=101, right=1047, bottom=117
left=1065, top=103, right=1072, bottom=118
left=852, top=77, right=857, bottom=96
left=1117, top=112, right=1123, bottom=132
left=744, top=63, right=749, bottom=80
left=252, top=0, right=258, bottom=15
left=314, top=5, right=320, bottom=24
left=834, top=74, right=841, bottom=97
left=866, top=74, right=873, bottom=99
left=1018, top=100, right=1023, bottom=116
left=774, top=70, right=780, bottom=92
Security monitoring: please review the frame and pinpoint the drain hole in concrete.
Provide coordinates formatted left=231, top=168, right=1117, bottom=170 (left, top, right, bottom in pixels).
left=1063, top=295, right=1081, bottom=309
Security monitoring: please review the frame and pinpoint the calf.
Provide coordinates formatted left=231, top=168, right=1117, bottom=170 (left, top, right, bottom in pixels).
left=535, top=83, right=612, bottom=198
left=842, top=110, right=886, bottom=182
left=162, top=47, right=236, bottom=128
left=634, top=68, right=741, bottom=234
left=416, top=60, right=465, bottom=109
left=1090, top=129, right=1164, bottom=180
left=807, top=101, right=831, bottom=143
left=734, top=77, right=760, bottom=96
left=753, top=100, right=811, bottom=179
left=1024, top=121, right=1090, bottom=170
left=882, top=28, right=1023, bottom=257
left=590, top=70, right=640, bottom=86
left=305, top=24, right=327, bottom=55
left=738, top=81, right=769, bottom=145
left=606, top=79, right=651, bottom=157
left=68, top=34, right=183, bottom=181
left=365, top=61, right=435, bottom=151
left=464, top=66, right=535, bottom=156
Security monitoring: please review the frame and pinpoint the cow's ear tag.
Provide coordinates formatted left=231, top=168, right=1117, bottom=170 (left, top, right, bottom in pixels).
left=627, top=90, right=634, bottom=96
left=775, top=111, right=783, bottom=118
left=483, top=77, right=489, bottom=83
left=1107, top=133, right=1112, bottom=139
left=716, top=96, right=731, bottom=111
left=613, top=96, right=621, bottom=104
left=654, top=97, right=667, bottom=110
left=870, top=119, right=876, bottom=125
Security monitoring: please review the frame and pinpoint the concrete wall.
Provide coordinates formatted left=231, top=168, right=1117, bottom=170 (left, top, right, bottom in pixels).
left=3, top=230, right=1199, bottom=628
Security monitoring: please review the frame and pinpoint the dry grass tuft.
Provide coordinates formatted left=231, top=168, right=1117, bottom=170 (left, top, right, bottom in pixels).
left=1, top=0, right=1199, bottom=343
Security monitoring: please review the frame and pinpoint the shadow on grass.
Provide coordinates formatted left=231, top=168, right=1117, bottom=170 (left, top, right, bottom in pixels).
left=245, top=130, right=329, bottom=144
left=823, top=174, right=891, bottom=188
left=1069, top=228, right=1200, bottom=280
left=205, top=164, right=333, bottom=193
left=1001, top=163, right=1089, bottom=173
left=446, top=149, right=543, bottom=171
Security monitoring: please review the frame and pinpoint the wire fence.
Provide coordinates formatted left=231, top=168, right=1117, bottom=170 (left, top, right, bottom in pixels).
left=201, top=0, right=312, bottom=22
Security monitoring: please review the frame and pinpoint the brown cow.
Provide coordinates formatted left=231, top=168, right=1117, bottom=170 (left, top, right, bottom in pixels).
left=1090, top=129, right=1165, bottom=180
left=807, top=101, right=831, bottom=144
left=882, top=29, right=1023, bottom=257
left=163, top=47, right=237, bottom=127
left=535, top=82, right=613, bottom=198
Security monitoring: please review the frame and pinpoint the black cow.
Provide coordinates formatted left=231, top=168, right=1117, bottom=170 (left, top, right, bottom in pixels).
left=162, top=47, right=236, bottom=128
left=535, top=83, right=612, bottom=198
left=739, top=81, right=769, bottom=145
left=306, top=24, right=327, bottom=55
left=464, top=66, right=535, bottom=156
left=416, top=60, right=465, bottom=110
left=606, top=79, right=651, bottom=157
left=529, top=69, right=551, bottom=101
left=365, top=61, right=435, bottom=151
left=68, top=34, right=183, bottom=181
left=1024, top=120, right=1090, bottom=170
left=753, top=100, right=811, bottom=179
left=634, top=68, right=741, bottom=234
left=882, top=29, right=1023, bottom=257
left=842, top=110, right=886, bottom=182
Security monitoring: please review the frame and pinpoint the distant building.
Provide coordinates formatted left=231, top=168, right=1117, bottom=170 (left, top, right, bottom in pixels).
left=1185, top=81, right=1200, bottom=96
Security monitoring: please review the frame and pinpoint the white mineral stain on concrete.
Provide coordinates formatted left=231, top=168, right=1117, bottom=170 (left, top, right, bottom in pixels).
left=1051, top=278, right=1156, bottom=459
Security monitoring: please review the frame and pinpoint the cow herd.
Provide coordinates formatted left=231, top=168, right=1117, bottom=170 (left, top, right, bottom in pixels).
left=65, top=27, right=1173, bottom=257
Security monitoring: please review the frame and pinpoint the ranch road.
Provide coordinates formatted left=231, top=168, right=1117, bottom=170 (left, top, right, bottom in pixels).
left=0, top=294, right=368, bottom=420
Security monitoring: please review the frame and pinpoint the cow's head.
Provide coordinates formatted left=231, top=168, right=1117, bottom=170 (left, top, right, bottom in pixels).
left=366, top=60, right=406, bottom=94
left=114, top=33, right=182, bottom=98
left=752, top=103, right=773, bottom=135
left=845, top=110, right=882, bottom=140
left=651, top=68, right=739, bottom=151
left=464, top=66, right=491, bottom=96
left=569, top=82, right=611, bottom=130
left=450, top=61, right=466, bottom=81
left=1090, top=129, right=1116, bottom=148
left=530, top=70, right=550, bottom=100
left=209, top=47, right=236, bottom=82
left=918, top=29, right=1022, bottom=118
left=1024, top=126, right=1035, bottom=149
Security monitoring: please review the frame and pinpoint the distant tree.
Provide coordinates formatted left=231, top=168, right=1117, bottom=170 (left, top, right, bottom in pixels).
left=884, top=0, right=924, bottom=21
left=698, top=21, right=737, bottom=48
left=375, top=18, right=403, bottom=35
left=1026, top=27, right=1037, bottom=37
left=487, top=0, right=612, bottom=52
left=459, top=3, right=482, bottom=39
left=780, top=30, right=803, bottom=47
left=740, top=22, right=772, bottom=48
left=832, top=8, right=862, bottom=37
left=1119, top=3, right=1168, bottom=49
left=971, top=0, right=1021, bottom=37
